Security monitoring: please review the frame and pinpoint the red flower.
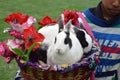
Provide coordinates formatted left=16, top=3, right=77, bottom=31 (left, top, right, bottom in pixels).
left=5, top=13, right=28, bottom=25
left=38, top=16, right=57, bottom=26
left=22, top=26, right=45, bottom=50
left=63, top=10, right=79, bottom=26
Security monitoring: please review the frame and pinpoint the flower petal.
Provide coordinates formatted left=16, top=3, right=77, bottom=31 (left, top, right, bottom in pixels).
left=38, top=16, right=57, bottom=26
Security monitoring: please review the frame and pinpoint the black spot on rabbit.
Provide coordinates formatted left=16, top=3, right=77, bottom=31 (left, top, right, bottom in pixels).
left=64, top=32, right=72, bottom=49
left=73, top=26, right=93, bottom=53
left=75, top=30, right=88, bottom=48
left=35, top=47, right=47, bottom=63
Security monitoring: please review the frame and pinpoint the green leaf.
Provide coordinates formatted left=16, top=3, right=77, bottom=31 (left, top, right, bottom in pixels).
left=22, top=56, right=28, bottom=61
left=39, top=42, right=43, bottom=46
left=12, top=48, right=24, bottom=57
left=37, top=26, right=42, bottom=31
left=27, top=42, right=37, bottom=57
left=12, top=42, right=41, bottom=62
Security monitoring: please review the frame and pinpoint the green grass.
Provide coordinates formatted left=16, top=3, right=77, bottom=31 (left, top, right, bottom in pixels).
left=0, top=0, right=99, bottom=80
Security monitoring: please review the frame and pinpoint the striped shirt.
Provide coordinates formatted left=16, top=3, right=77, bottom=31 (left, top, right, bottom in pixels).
left=83, top=2, right=120, bottom=80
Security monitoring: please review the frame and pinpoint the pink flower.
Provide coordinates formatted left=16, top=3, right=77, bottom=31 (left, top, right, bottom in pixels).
left=0, top=42, right=5, bottom=56
left=8, top=29, right=22, bottom=39
left=22, top=16, right=36, bottom=28
left=5, top=57, right=14, bottom=64
left=7, top=39, right=20, bottom=49
left=0, top=41, right=15, bottom=63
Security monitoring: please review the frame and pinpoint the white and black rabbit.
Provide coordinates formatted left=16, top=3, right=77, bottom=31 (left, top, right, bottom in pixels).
left=47, top=20, right=84, bottom=65
left=38, top=14, right=93, bottom=54
left=38, top=14, right=93, bottom=65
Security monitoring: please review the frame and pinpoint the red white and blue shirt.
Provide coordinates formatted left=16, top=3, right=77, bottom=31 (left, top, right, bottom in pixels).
left=83, top=2, right=120, bottom=80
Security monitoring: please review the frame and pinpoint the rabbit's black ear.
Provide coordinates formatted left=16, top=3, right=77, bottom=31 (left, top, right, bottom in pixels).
left=58, top=14, right=64, bottom=32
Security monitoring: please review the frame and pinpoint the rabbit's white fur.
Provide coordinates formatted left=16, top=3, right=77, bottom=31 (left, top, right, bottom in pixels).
left=38, top=14, right=64, bottom=48
left=47, top=21, right=84, bottom=65
left=38, top=24, right=59, bottom=47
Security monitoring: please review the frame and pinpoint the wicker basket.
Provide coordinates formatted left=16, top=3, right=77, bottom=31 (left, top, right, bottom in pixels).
left=16, top=45, right=99, bottom=80
left=20, top=66, right=91, bottom=80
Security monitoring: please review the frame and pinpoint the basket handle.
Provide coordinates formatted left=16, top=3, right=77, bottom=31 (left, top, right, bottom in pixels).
left=77, top=12, right=97, bottom=42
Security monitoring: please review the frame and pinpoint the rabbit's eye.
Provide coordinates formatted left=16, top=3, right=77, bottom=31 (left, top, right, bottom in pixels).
left=54, top=37, right=57, bottom=44
left=64, top=37, right=72, bottom=49
left=64, top=38, right=69, bottom=44
left=64, top=32, right=72, bottom=49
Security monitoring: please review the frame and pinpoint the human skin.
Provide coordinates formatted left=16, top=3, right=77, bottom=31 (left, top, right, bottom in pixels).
left=101, top=0, right=120, bottom=20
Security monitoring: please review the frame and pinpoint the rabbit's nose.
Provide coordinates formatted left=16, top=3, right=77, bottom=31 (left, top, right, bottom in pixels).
left=57, top=49, right=62, bottom=54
